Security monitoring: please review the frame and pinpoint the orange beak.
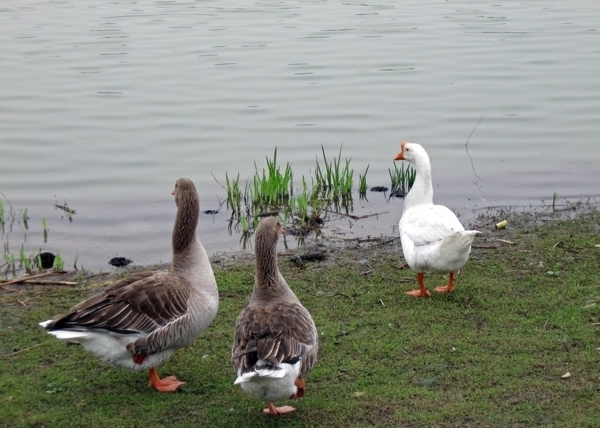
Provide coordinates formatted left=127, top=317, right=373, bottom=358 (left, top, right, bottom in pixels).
left=171, top=189, right=175, bottom=195
left=281, top=226, right=286, bottom=235
left=394, top=141, right=408, bottom=161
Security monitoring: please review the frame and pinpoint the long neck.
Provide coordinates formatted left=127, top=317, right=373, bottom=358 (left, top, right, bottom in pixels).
left=404, top=156, right=433, bottom=211
left=252, top=237, right=293, bottom=302
left=172, top=191, right=199, bottom=256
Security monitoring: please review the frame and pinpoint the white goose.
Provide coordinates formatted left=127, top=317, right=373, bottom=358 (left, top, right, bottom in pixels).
left=231, top=217, right=318, bottom=415
left=40, top=178, right=219, bottom=391
left=394, top=142, right=479, bottom=297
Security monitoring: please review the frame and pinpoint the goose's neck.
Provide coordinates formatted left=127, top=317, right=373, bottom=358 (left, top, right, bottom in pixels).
left=172, top=191, right=200, bottom=258
left=404, top=156, right=433, bottom=211
left=253, top=242, right=291, bottom=301
left=172, top=239, right=202, bottom=272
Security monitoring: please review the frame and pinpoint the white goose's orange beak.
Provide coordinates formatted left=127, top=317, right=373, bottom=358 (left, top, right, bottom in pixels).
left=394, top=141, right=409, bottom=161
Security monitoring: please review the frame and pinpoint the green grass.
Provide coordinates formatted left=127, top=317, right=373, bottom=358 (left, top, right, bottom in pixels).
left=1, top=211, right=599, bottom=427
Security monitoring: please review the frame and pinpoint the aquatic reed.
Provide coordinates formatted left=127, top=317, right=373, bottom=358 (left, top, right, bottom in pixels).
left=225, top=173, right=243, bottom=216
left=314, top=145, right=353, bottom=202
left=0, top=199, right=4, bottom=232
left=389, top=162, right=416, bottom=198
left=42, top=218, right=48, bottom=243
left=223, top=145, right=363, bottom=239
left=358, top=165, right=369, bottom=200
left=252, top=147, right=293, bottom=208
left=22, top=208, right=29, bottom=230
left=53, top=251, right=64, bottom=272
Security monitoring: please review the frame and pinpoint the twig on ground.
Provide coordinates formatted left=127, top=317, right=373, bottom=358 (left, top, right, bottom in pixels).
left=0, top=271, right=56, bottom=287
left=495, top=239, right=515, bottom=245
left=323, top=209, right=389, bottom=221
left=54, top=204, right=76, bottom=214
left=1, top=342, right=46, bottom=358
left=22, top=280, right=78, bottom=286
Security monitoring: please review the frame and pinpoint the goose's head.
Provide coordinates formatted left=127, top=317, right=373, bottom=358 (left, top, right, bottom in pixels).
left=172, top=178, right=197, bottom=207
left=394, top=141, right=428, bottom=164
left=255, top=216, right=285, bottom=249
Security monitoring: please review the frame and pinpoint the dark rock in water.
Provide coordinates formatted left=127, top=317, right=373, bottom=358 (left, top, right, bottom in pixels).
left=390, top=189, right=407, bottom=198
left=370, top=186, right=389, bottom=192
left=109, top=257, right=133, bottom=267
left=36, top=252, right=56, bottom=269
left=203, top=209, right=219, bottom=215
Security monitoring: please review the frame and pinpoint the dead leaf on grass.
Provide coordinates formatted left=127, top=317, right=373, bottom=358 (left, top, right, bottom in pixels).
left=561, top=372, right=571, bottom=379
left=352, top=391, right=366, bottom=398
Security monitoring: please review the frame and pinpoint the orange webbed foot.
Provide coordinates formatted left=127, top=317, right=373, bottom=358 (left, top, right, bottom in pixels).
left=148, top=368, right=186, bottom=392
left=405, top=272, right=430, bottom=297
left=264, top=403, right=296, bottom=415
left=405, top=288, right=430, bottom=297
left=434, top=272, right=456, bottom=293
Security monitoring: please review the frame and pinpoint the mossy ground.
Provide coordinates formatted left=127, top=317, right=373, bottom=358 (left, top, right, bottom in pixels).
left=1, top=210, right=599, bottom=427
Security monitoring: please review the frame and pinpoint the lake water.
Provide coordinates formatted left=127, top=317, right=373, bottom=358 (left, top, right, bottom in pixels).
left=1, top=0, right=599, bottom=273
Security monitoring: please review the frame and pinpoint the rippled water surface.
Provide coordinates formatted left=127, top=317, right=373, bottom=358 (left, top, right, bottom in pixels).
left=2, top=0, right=599, bottom=272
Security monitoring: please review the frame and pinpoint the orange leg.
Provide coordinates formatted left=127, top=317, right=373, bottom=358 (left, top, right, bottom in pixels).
left=405, top=272, right=430, bottom=297
left=290, top=378, right=305, bottom=399
left=147, top=367, right=186, bottom=392
left=434, top=272, right=455, bottom=293
left=263, top=402, right=296, bottom=415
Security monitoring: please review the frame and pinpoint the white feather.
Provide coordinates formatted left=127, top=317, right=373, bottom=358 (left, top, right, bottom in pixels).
left=236, top=360, right=302, bottom=402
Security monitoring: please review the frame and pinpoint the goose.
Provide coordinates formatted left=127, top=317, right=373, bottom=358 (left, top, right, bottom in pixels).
left=394, top=142, right=479, bottom=297
left=39, top=178, right=219, bottom=392
left=231, top=217, right=318, bottom=415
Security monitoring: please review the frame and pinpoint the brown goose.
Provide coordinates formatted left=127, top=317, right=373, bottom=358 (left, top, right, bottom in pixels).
left=39, top=178, right=219, bottom=392
left=231, top=217, right=318, bottom=415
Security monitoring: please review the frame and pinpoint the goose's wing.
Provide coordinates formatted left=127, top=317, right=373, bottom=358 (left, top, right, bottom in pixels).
left=401, top=205, right=464, bottom=247
left=232, top=301, right=317, bottom=378
left=48, top=272, right=191, bottom=336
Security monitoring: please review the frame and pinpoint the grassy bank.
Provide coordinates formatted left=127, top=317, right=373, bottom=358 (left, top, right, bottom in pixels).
left=1, top=209, right=599, bottom=427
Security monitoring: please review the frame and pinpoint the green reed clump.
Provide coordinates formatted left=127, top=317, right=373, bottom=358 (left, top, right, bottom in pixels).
left=3, top=252, right=16, bottom=277
left=389, top=162, right=416, bottom=197
left=22, top=208, right=29, bottom=231
left=359, top=165, right=369, bottom=200
left=225, top=173, right=244, bottom=216
left=42, top=218, right=48, bottom=243
left=223, top=146, right=362, bottom=240
left=294, top=177, right=311, bottom=227
left=19, top=245, right=33, bottom=273
left=53, top=251, right=64, bottom=272
left=314, top=145, right=353, bottom=204
left=252, top=147, right=293, bottom=209
left=0, top=200, right=4, bottom=233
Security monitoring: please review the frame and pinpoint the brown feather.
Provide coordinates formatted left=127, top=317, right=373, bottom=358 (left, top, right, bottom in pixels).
left=232, top=300, right=317, bottom=378
left=48, top=273, right=190, bottom=336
